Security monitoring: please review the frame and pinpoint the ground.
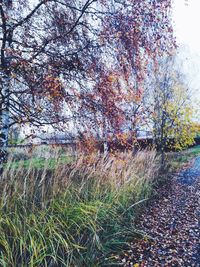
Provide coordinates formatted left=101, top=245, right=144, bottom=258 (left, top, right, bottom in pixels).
left=118, top=156, right=200, bottom=267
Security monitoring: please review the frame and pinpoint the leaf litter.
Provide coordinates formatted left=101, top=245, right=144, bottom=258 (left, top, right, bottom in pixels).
left=117, top=157, right=200, bottom=267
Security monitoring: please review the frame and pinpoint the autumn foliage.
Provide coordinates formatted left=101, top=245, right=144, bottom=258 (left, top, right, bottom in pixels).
left=0, top=0, right=181, bottom=158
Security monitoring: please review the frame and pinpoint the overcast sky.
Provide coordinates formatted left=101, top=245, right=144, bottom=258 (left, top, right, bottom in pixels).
left=173, top=0, right=200, bottom=108
left=173, top=0, right=200, bottom=53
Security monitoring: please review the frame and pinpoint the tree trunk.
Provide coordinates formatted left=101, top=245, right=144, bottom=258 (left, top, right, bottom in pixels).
left=103, top=117, right=108, bottom=156
left=0, top=70, right=10, bottom=170
left=0, top=2, right=13, bottom=172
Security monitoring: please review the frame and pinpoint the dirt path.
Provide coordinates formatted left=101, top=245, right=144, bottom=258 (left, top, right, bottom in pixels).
left=119, top=157, right=200, bottom=267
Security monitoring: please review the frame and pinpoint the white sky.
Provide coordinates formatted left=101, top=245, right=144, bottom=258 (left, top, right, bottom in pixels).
left=173, top=0, right=200, bottom=111
left=173, top=0, right=200, bottom=53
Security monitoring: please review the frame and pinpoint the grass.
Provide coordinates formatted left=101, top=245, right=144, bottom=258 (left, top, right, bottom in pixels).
left=167, top=145, right=200, bottom=170
left=178, top=145, right=200, bottom=160
left=1, top=145, right=198, bottom=266
left=7, top=155, right=73, bottom=170
left=0, top=149, right=158, bottom=267
left=7, top=145, right=73, bottom=170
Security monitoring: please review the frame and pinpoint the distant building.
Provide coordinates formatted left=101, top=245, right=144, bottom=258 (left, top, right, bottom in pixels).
left=37, top=133, right=75, bottom=145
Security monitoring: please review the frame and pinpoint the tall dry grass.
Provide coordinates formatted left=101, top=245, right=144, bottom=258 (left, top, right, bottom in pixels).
left=0, top=149, right=159, bottom=266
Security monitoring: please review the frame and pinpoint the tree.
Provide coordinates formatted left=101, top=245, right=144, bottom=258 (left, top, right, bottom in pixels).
left=0, top=0, right=175, bottom=167
left=150, top=56, right=195, bottom=164
left=75, top=0, right=175, bottom=152
left=0, top=0, right=105, bottom=165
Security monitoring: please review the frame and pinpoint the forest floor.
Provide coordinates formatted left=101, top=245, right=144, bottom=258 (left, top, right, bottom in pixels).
left=118, top=156, right=200, bottom=267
